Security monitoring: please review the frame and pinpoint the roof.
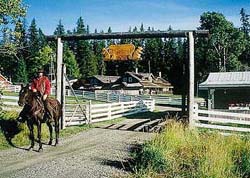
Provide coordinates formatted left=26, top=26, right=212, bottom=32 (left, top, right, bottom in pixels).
left=199, top=72, right=250, bottom=89
left=140, top=81, right=159, bottom=88
left=126, top=72, right=154, bottom=81
left=122, top=82, right=142, bottom=88
left=0, top=74, right=12, bottom=85
left=154, top=77, right=172, bottom=86
left=94, top=75, right=120, bottom=84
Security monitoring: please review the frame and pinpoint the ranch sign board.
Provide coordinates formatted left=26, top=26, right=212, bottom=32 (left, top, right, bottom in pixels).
left=102, top=44, right=143, bottom=61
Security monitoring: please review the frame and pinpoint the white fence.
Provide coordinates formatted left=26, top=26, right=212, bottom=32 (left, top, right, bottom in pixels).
left=2, top=85, right=21, bottom=93
left=191, top=104, right=250, bottom=133
left=65, top=99, right=155, bottom=126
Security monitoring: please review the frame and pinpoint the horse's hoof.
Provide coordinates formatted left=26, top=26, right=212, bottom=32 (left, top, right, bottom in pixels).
left=38, top=148, right=43, bottom=152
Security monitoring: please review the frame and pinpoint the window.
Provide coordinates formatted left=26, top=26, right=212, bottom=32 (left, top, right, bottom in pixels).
left=128, top=77, right=133, bottom=83
left=123, top=77, right=127, bottom=82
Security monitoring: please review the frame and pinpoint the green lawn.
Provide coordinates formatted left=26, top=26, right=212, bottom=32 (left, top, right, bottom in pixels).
left=0, top=110, right=125, bottom=150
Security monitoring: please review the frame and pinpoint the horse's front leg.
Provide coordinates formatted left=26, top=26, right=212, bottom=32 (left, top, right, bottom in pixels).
left=55, top=118, right=59, bottom=146
left=46, top=121, right=53, bottom=145
left=27, top=121, right=34, bottom=151
left=37, top=121, right=43, bottom=152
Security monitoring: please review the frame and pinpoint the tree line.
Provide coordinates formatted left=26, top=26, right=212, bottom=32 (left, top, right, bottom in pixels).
left=1, top=0, right=250, bottom=94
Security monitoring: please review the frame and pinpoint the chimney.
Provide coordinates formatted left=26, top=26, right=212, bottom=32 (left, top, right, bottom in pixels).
left=135, top=68, right=138, bottom=74
left=159, top=72, right=162, bottom=78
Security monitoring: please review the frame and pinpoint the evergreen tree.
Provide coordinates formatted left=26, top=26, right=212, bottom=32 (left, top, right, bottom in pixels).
left=13, top=18, right=28, bottom=83
left=239, top=8, right=250, bottom=69
left=92, top=30, right=106, bottom=75
left=28, top=18, right=39, bottom=54
left=75, top=17, right=98, bottom=78
left=38, top=28, right=46, bottom=48
left=27, top=18, right=40, bottom=78
left=54, top=19, right=65, bottom=35
left=15, top=58, right=28, bottom=83
left=240, top=8, right=250, bottom=36
left=64, top=45, right=80, bottom=78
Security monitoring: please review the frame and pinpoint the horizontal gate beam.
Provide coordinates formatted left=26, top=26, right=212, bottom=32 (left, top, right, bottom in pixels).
left=46, top=30, right=209, bottom=41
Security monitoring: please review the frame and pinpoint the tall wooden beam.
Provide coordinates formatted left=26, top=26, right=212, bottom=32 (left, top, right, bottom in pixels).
left=188, top=32, right=195, bottom=121
left=56, top=38, right=63, bottom=106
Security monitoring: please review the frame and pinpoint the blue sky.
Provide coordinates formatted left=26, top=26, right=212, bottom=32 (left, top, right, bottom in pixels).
left=23, top=0, right=250, bottom=35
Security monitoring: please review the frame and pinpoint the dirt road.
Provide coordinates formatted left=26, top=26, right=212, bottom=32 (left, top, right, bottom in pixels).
left=0, top=128, right=153, bottom=178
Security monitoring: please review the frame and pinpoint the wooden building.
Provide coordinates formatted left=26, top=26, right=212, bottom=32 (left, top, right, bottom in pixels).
left=199, top=72, right=250, bottom=109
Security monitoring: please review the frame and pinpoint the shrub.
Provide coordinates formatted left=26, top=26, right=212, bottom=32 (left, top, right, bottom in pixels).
left=131, top=120, right=250, bottom=178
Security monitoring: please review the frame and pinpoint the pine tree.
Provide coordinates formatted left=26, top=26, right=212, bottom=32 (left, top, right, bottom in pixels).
left=13, top=18, right=28, bottom=83
left=64, top=45, right=80, bottom=78
left=28, top=18, right=39, bottom=54
left=92, top=30, right=106, bottom=75
left=27, top=18, right=40, bottom=78
left=15, top=58, right=28, bottom=83
left=75, top=17, right=98, bottom=78
left=240, top=8, right=250, bottom=36
left=54, top=20, right=65, bottom=35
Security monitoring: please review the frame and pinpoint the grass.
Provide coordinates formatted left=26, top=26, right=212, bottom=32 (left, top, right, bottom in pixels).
left=0, top=110, right=125, bottom=150
left=130, top=120, right=250, bottom=178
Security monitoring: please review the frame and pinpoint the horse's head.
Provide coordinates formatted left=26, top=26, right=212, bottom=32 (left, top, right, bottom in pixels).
left=18, top=84, right=30, bottom=106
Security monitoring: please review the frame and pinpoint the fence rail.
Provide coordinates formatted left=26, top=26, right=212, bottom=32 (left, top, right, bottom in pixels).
left=65, top=99, right=155, bottom=126
left=191, top=104, right=250, bottom=133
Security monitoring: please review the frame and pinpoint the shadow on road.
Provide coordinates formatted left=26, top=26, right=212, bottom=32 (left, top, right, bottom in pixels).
left=0, top=118, right=21, bottom=146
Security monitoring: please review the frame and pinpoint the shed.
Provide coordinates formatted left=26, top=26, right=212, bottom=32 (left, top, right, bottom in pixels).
left=199, top=72, right=250, bottom=109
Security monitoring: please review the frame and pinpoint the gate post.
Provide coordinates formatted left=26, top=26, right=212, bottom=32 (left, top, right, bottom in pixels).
left=56, top=37, right=64, bottom=129
left=56, top=37, right=63, bottom=104
left=188, top=32, right=195, bottom=122
left=61, top=64, right=66, bottom=129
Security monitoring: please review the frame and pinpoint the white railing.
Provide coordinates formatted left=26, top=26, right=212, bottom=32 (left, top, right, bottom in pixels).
left=2, top=85, right=21, bottom=93
left=65, top=99, right=155, bottom=126
left=191, top=104, right=250, bottom=133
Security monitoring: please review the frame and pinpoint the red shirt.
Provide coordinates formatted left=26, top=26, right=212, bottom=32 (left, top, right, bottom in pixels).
left=31, top=76, right=51, bottom=95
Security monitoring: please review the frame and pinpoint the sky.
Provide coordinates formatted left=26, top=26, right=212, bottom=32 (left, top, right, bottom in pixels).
left=23, top=0, right=250, bottom=35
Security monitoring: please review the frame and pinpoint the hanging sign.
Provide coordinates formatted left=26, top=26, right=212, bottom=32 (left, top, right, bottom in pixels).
left=102, top=44, right=143, bottom=61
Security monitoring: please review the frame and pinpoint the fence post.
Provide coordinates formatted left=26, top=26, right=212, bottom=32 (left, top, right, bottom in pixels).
left=61, top=64, right=66, bottom=129
left=151, top=99, right=155, bottom=112
left=121, top=102, right=124, bottom=113
left=88, top=100, right=92, bottom=123
left=190, top=103, right=198, bottom=128
left=95, top=92, right=97, bottom=100
left=108, top=103, right=112, bottom=120
left=107, top=93, right=110, bottom=102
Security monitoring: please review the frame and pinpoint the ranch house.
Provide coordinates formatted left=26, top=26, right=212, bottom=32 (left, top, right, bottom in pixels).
left=84, top=75, right=120, bottom=90
left=0, top=74, right=12, bottom=86
left=114, top=72, right=173, bottom=95
left=80, top=71, right=173, bottom=95
left=199, top=71, right=250, bottom=110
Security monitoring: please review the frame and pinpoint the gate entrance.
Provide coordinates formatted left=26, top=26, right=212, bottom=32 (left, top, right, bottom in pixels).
left=46, top=30, right=209, bottom=128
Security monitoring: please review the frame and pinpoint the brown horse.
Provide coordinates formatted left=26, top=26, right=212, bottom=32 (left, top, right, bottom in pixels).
left=18, top=84, right=61, bottom=151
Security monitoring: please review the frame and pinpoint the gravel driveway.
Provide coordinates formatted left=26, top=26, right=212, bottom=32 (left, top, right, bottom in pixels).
left=0, top=128, right=153, bottom=178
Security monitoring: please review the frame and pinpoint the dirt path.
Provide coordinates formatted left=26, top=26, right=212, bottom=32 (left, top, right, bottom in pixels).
left=0, top=127, right=153, bottom=178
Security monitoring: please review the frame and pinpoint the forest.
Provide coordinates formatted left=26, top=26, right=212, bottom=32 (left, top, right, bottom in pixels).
left=1, top=0, right=250, bottom=94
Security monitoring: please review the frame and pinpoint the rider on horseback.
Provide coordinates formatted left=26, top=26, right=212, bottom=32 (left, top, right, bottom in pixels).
left=31, top=69, right=52, bottom=122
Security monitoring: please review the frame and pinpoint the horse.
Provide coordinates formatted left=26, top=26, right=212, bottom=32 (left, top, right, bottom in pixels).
left=17, top=84, right=61, bottom=152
